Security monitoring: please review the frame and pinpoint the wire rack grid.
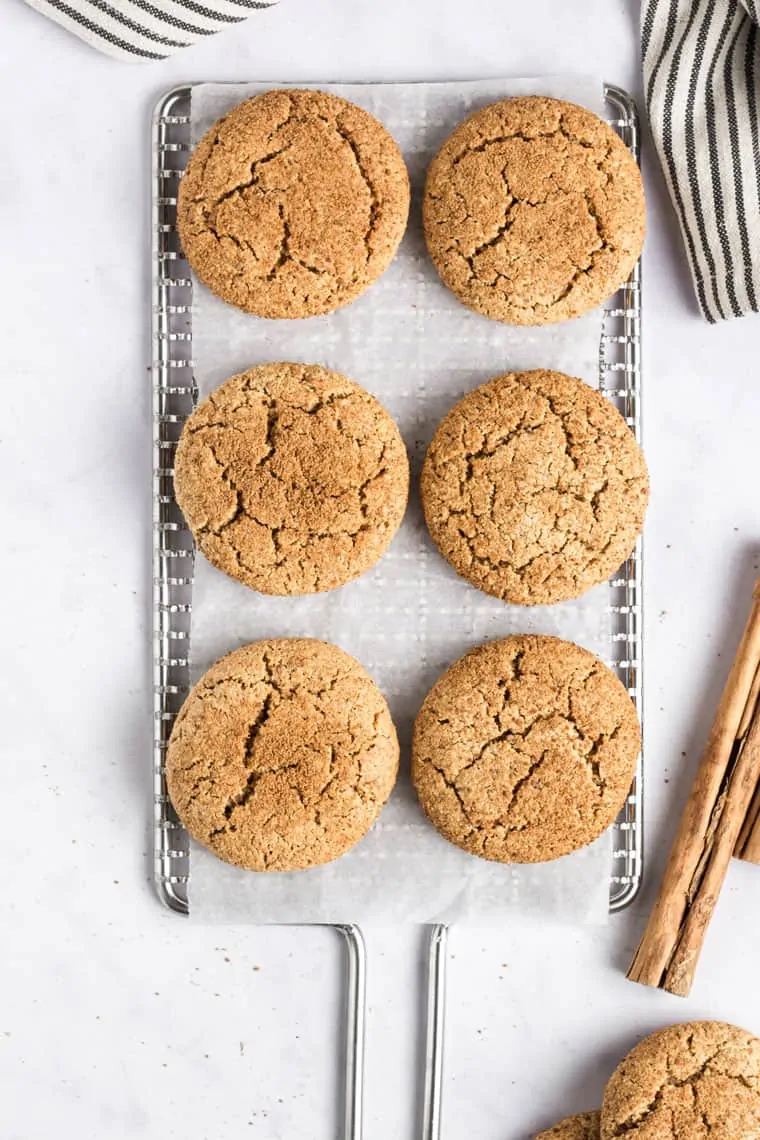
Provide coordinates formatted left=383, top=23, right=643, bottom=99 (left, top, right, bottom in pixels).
left=151, top=82, right=644, bottom=919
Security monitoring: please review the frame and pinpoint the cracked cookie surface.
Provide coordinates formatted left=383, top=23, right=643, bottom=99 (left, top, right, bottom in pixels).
left=174, top=362, right=409, bottom=596
left=423, top=95, right=645, bottom=325
left=166, top=639, right=399, bottom=871
left=536, top=1112, right=601, bottom=1140
left=411, top=635, right=640, bottom=864
left=601, top=1021, right=760, bottom=1140
left=420, top=369, right=649, bottom=606
left=178, top=88, right=410, bottom=318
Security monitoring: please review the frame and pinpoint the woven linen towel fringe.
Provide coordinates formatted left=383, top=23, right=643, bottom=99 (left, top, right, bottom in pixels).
left=22, top=0, right=275, bottom=61
left=643, top=0, right=760, bottom=322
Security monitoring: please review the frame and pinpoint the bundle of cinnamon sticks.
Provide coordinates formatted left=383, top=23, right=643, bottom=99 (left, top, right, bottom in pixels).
left=628, top=577, right=760, bottom=997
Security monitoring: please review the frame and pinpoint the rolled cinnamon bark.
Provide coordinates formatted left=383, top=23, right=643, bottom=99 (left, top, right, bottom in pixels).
left=735, top=781, right=760, bottom=863
left=734, top=660, right=760, bottom=864
left=627, top=577, right=760, bottom=995
left=736, top=660, right=760, bottom=741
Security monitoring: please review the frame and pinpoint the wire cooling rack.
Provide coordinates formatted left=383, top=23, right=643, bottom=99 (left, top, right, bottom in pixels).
left=151, top=81, right=643, bottom=919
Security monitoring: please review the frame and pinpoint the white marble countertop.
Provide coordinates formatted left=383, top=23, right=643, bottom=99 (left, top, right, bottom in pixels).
left=3, top=2, right=760, bottom=1137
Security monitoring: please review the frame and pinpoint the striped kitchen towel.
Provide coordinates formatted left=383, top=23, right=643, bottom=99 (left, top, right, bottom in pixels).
left=643, top=0, right=760, bottom=321
left=22, top=0, right=275, bottom=60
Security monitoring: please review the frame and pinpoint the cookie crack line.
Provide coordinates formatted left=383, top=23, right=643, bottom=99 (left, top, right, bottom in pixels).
left=198, top=108, right=383, bottom=272
left=424, top=99, right=643, bottom=325
left=463, top=196, right=520, bottom=276
left=208, top=668, right=383, bottom=838
left=188, top=401, right=398, bottom=570
left=172, top=364, right=410, bottom=597
left=424, top=373, right=647, bottom=602
left=427, top=753, right=531, bottom=844
left=200, top=461, right=390, bottom=554
left=195, top=141, right=297, bottom=217
left=428, top=759, right=482, bottom=835
left=425, top=691, right=619, bottom=821
left=507, top=747, right=549, bottom=804
left=317, top=112, right=380, bottom=262
left=450, top=115, right=609, bottom=168
left=166, top=639, right=400, bottom=871
left=267, top=202, right=321, bottom=280
left=178, top=91, right=412, bottom=319
left=607, top=1041, right=747, bottom=1136
left=446, top=484, right=628, bottom=584
left=413, top=637, right=640, bottom=863
left=191, top=94, right=297, bottom=199
left=458, top=191, right=609, bottom=302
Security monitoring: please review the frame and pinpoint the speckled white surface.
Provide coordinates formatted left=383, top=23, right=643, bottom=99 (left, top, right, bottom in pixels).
left=3, top=1, right=760, bottom=1137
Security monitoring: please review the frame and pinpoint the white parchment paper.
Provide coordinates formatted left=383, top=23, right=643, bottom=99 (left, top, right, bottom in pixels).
left=186, top=76, right=615, bottom=925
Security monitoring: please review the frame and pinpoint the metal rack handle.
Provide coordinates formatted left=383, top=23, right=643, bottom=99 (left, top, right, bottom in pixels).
left=336, top=924, right=367, bottom=1140
left=421, top=924, right=448, bottom=1140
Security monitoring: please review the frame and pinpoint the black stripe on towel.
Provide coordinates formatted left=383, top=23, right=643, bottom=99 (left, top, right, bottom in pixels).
left=684, top=1, right=726, bottom=320
left=745, top=23, right=760, bottom=236
left=662, top=0, right=717, bottom=319
left=82, top=0, right=189, bottom=46
left=641, top=0, right=658, bottom=66
left=170, top=0, right=246, bottom=23
left=704, top=1, right=743, bottom=317
left=723, top=13, right=758, bottom=312
left=41, top=0, right=167, bottom=56
left=127, top=0, right=217, bottom=37
left=646, top=0, right=678, bottom=109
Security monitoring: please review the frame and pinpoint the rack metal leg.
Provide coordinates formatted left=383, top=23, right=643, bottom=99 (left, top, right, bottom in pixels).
left=421, top=924, right=448, bottom=1140
left=335, top=925, right=367, bottom=1140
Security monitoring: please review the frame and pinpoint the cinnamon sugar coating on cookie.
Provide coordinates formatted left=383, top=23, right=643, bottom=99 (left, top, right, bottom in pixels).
left=601, top=1021, right=760, bottom=1140
left=535, top=1112, right=601, bottom=1140
left=167, top=639, right=399, bottom=872
left=174, top=362, right=409, bottom=596
left=178, top=89, right=410, bottom=318
left=412, top=635, right=640, bottom=864
left=421, top=369, right=648, bottom=606
left=424, top=95, right=645, bottom=324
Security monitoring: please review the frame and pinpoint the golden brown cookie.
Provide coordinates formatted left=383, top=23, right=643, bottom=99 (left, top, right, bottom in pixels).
left=166, top=639, right=399, bottom=871
left=178, top=88, right=410, bottom=318
left=412, top=635, right=640, bottom=864
left=535, top=1112, right=601, bottom=1140
left=174, top=362, right=409, bottom=596
left=423, top=95, right=645, bottom=325
left=601, top=1022, right=760, bottom=1139
left=420, top=369, right=648, bottom=606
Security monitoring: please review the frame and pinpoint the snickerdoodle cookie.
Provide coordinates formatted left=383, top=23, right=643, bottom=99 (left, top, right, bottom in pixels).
left=535, top=1113, right=601, bottom=1140
left=174, top=362, right=409, bottom=596
left=178, top=89, right=410, bottom=318
left=166, top=639, right=399, bottom=872
left=420, top=369, right=648, bottom=606
left=412, top=635, right=640, bottom=864
left=601, top=1022, right=760, bottom=1140
left=423, top=95, right=645, bottom=324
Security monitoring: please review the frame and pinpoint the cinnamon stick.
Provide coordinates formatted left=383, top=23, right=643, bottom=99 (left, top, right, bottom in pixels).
left=735, top=780, right=760, bottom=863
left=734, top=658, right=760, bottom=864
left=735, top=659, right=760, bottom=742
left=627, top=577, right=760, bottom=996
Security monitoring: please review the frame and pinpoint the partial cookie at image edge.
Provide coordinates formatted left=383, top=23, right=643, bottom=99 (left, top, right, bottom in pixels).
left=535, top=1111, right=601, bottom=1140
left=600, top=1020, right=760, bottom=1140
